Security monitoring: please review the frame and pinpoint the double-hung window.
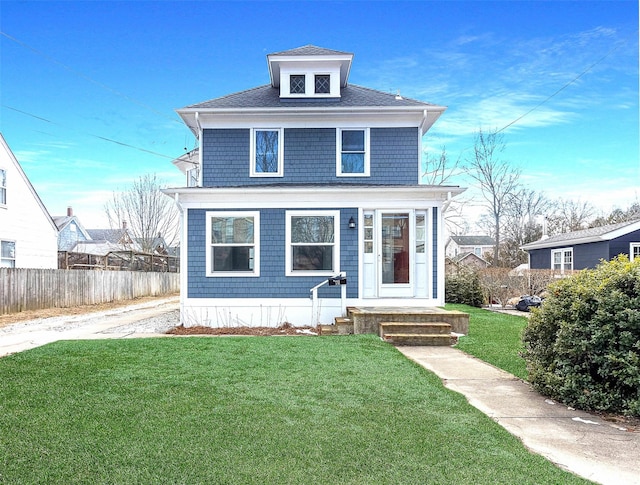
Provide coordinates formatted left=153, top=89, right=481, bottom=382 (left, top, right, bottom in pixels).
left=286, top=210, right=339, bottom=276
left=1, top=240, right=15, bottom=268
left=0, top=169, right=6, bottom=205
left=251, top=129, right=283, bottom=177
left=630, top=243, right=640, bottom=262
left=206, top=211, right=259, bottom=277
left=337, top=128, right=369, bottom=176
left=551, top=248, right=573, bottom=273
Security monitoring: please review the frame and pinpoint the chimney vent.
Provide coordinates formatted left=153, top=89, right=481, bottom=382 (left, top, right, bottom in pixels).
left=122, top=221, right=128, bottom=230
left=67, top=206, right=73, bottom=217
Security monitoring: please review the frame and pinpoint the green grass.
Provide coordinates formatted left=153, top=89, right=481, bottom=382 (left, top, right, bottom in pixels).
left=448, top=304, right=529, bottom=380
left=0, top=336, right=590, bottom=484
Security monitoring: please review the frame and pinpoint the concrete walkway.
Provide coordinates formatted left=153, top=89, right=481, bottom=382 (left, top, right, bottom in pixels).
left=397, top=346, right=640, bottom=485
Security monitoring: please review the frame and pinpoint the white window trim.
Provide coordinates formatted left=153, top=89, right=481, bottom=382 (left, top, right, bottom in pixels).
left=0, top=168, right=6, bottom=207
left=630, top=242, right=640, bottom=262
left=336, top=128, right=370, bottom=177
left=314, top=73, right=331, bottom=94
left=250, top=128, right=284, bottom=177
left=205, top=211, right=260, bottom=277
left=0, top=240, right=16, bottom=268
left=286, top=210, right=340, bottom=277
left=551, top=247, right=573, bottom=273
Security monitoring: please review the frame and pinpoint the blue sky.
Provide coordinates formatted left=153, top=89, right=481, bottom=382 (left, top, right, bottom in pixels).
left=1, top=0, right=638, bottom=228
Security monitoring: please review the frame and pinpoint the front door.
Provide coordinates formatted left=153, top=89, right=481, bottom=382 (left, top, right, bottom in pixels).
left=379, top=211, right=413, bottom=297
left=362, top=209, right=430, bottom=299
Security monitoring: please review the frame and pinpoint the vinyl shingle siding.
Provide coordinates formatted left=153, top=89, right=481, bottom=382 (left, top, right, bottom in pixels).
left=201, top=127, right=418, bottom=186
left=187, top=208, right=359, bottom=299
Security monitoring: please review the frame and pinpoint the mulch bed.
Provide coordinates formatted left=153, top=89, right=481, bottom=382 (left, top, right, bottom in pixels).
left=166, top=324, right=318, bottom=336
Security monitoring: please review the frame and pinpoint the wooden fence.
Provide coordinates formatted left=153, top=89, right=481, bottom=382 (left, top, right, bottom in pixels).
left=0, top=268, right=180, bottom=314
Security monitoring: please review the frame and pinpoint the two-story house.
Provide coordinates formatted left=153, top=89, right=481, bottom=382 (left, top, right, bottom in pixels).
left=0, top=133, right=58, bottom=269
left=165, top=46, right=465, bottom=328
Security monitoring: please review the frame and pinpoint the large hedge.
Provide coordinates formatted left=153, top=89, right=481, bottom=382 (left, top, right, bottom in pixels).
left=522, top=256, right=640, bottom=416
left=445, top=269, right=484, bottom=307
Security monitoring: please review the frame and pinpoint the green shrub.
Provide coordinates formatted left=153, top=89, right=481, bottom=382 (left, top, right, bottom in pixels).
left=446, top=269, right=484, bottom=307
left=522, top=256, right=640, bottom=416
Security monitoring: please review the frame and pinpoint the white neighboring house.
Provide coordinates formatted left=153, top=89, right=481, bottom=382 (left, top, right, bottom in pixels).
left=445, top=235, right=495, bottom=259
left=0, top=133, right=58, bottom=268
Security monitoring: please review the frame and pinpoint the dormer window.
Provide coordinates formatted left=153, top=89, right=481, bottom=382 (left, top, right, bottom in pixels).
left=315, top=75, right=330, bottom=94
left=290, top=75, right=305, bottom=94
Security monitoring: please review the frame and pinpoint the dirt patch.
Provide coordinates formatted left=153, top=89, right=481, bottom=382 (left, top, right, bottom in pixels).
left=167, top=323, right=318, bottom=336
left=0, top=294, right=179, bottom=329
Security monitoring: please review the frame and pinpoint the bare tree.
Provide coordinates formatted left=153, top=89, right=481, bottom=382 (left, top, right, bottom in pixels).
left=465, top=129, right=521, bottom=265
left=546, top=198, right=595, bottom=234
left=423, top=146, right=467, bottom=235
left=105, top=173, right=179, bottom=253
left=590, top=199, right=640, bottom=227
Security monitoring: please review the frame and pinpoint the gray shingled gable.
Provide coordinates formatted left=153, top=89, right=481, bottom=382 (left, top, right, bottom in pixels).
left=522, top=219, right=640, bottom=250
left=268, top=45, right=352, bottom=57
left=182, top=84, right=436, bottom=110
left=450, top=235, right=495, bottom=246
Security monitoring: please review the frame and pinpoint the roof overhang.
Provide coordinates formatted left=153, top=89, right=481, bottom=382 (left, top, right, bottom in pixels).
left=162, top=184, right=465, bottom=209
left=176, top=105, right=447, bottom=138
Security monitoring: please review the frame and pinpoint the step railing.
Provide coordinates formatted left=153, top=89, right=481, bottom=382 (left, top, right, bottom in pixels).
left=309, top=271, right=346, bottom=325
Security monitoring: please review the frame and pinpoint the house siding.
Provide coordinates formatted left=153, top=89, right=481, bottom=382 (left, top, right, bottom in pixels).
left=0, top=137, right=57, bottom=269
left=609, top=229, right=640, bottom=259
left=187, top=208, right=359, bottom=299
left=529, top=249, right=550, bottom=269
left=574, top=241, right=608, bottom=269
left=58, top=222, right=89, bottom=251
left=432, top=207, right=438, bottom=299
left=201, top=127, right=418, bottom=186
left=529, top=232, right=640, bottom=270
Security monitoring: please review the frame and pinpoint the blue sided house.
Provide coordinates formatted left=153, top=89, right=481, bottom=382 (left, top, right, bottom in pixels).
left=164, top=45, right=466, bottom=333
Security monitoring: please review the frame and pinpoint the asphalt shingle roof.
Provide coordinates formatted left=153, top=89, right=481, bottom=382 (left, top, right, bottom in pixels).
left=521, top=219, right=640, bottom=250
left=450, top=235, right=495, bottom=246
left=268, top=45, right=352, bottom=57
left=182, top=84, right=437, bottom=110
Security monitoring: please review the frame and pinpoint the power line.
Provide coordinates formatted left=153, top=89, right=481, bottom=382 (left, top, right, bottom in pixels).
left=0, top=30, right=183, bottom=126
left=3, top=104, right=177, bottom=160
left=496, top=40, right=626, bottom=134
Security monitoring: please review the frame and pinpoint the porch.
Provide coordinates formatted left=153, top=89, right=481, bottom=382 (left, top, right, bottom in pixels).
left=320, top=306, right=469, bottom=346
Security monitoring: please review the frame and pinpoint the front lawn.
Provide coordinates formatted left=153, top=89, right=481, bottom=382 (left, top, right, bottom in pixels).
left=448, top=304, right=529, bottom=380
left=0, top=336, right=589, bottom=484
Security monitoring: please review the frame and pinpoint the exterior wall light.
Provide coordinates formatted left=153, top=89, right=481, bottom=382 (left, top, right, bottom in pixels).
left=348, top=216, right=356, bottom=229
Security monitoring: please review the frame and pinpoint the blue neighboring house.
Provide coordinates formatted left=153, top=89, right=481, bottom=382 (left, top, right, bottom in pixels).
left=521, top=219, right=640, bottom=273
left=165, top=45, right=465, bottom=327
left=52, top=207, right=92, bottom=251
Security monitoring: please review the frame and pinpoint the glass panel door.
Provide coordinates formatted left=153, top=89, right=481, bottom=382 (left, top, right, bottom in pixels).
left=381, top=213, right=410, bottom=285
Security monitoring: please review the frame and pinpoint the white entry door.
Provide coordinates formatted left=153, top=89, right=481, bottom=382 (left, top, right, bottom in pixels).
left=378, top=211, right=414, bottom=297
left=362, top=210, right=430, bottom=299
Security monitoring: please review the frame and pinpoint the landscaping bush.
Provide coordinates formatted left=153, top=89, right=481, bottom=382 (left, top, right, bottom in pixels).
left=445, top=268, right=484, bottom=307
left=522, top=256, right=640, bottom=416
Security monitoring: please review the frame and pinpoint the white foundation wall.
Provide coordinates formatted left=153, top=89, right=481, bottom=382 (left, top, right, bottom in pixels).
left=180, top=297, right=443, bottom=328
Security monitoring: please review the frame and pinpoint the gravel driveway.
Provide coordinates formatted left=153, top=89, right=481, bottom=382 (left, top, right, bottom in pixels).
left=0, top=296, right=180, bottom=357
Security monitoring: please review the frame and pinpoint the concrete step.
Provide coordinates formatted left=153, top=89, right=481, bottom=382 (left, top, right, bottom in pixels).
left=334, top=317, right=354, bottom=335
left=379, top=321, right=451, bottom=335
left=382, top=333, right=453, bottom=346
left=318, top=324, right=338, bottom=336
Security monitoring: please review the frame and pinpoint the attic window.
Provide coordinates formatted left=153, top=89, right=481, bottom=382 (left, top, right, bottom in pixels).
left=290, top=75, right=305, bottom=94
left=315, top=75, right=330, bottom=94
